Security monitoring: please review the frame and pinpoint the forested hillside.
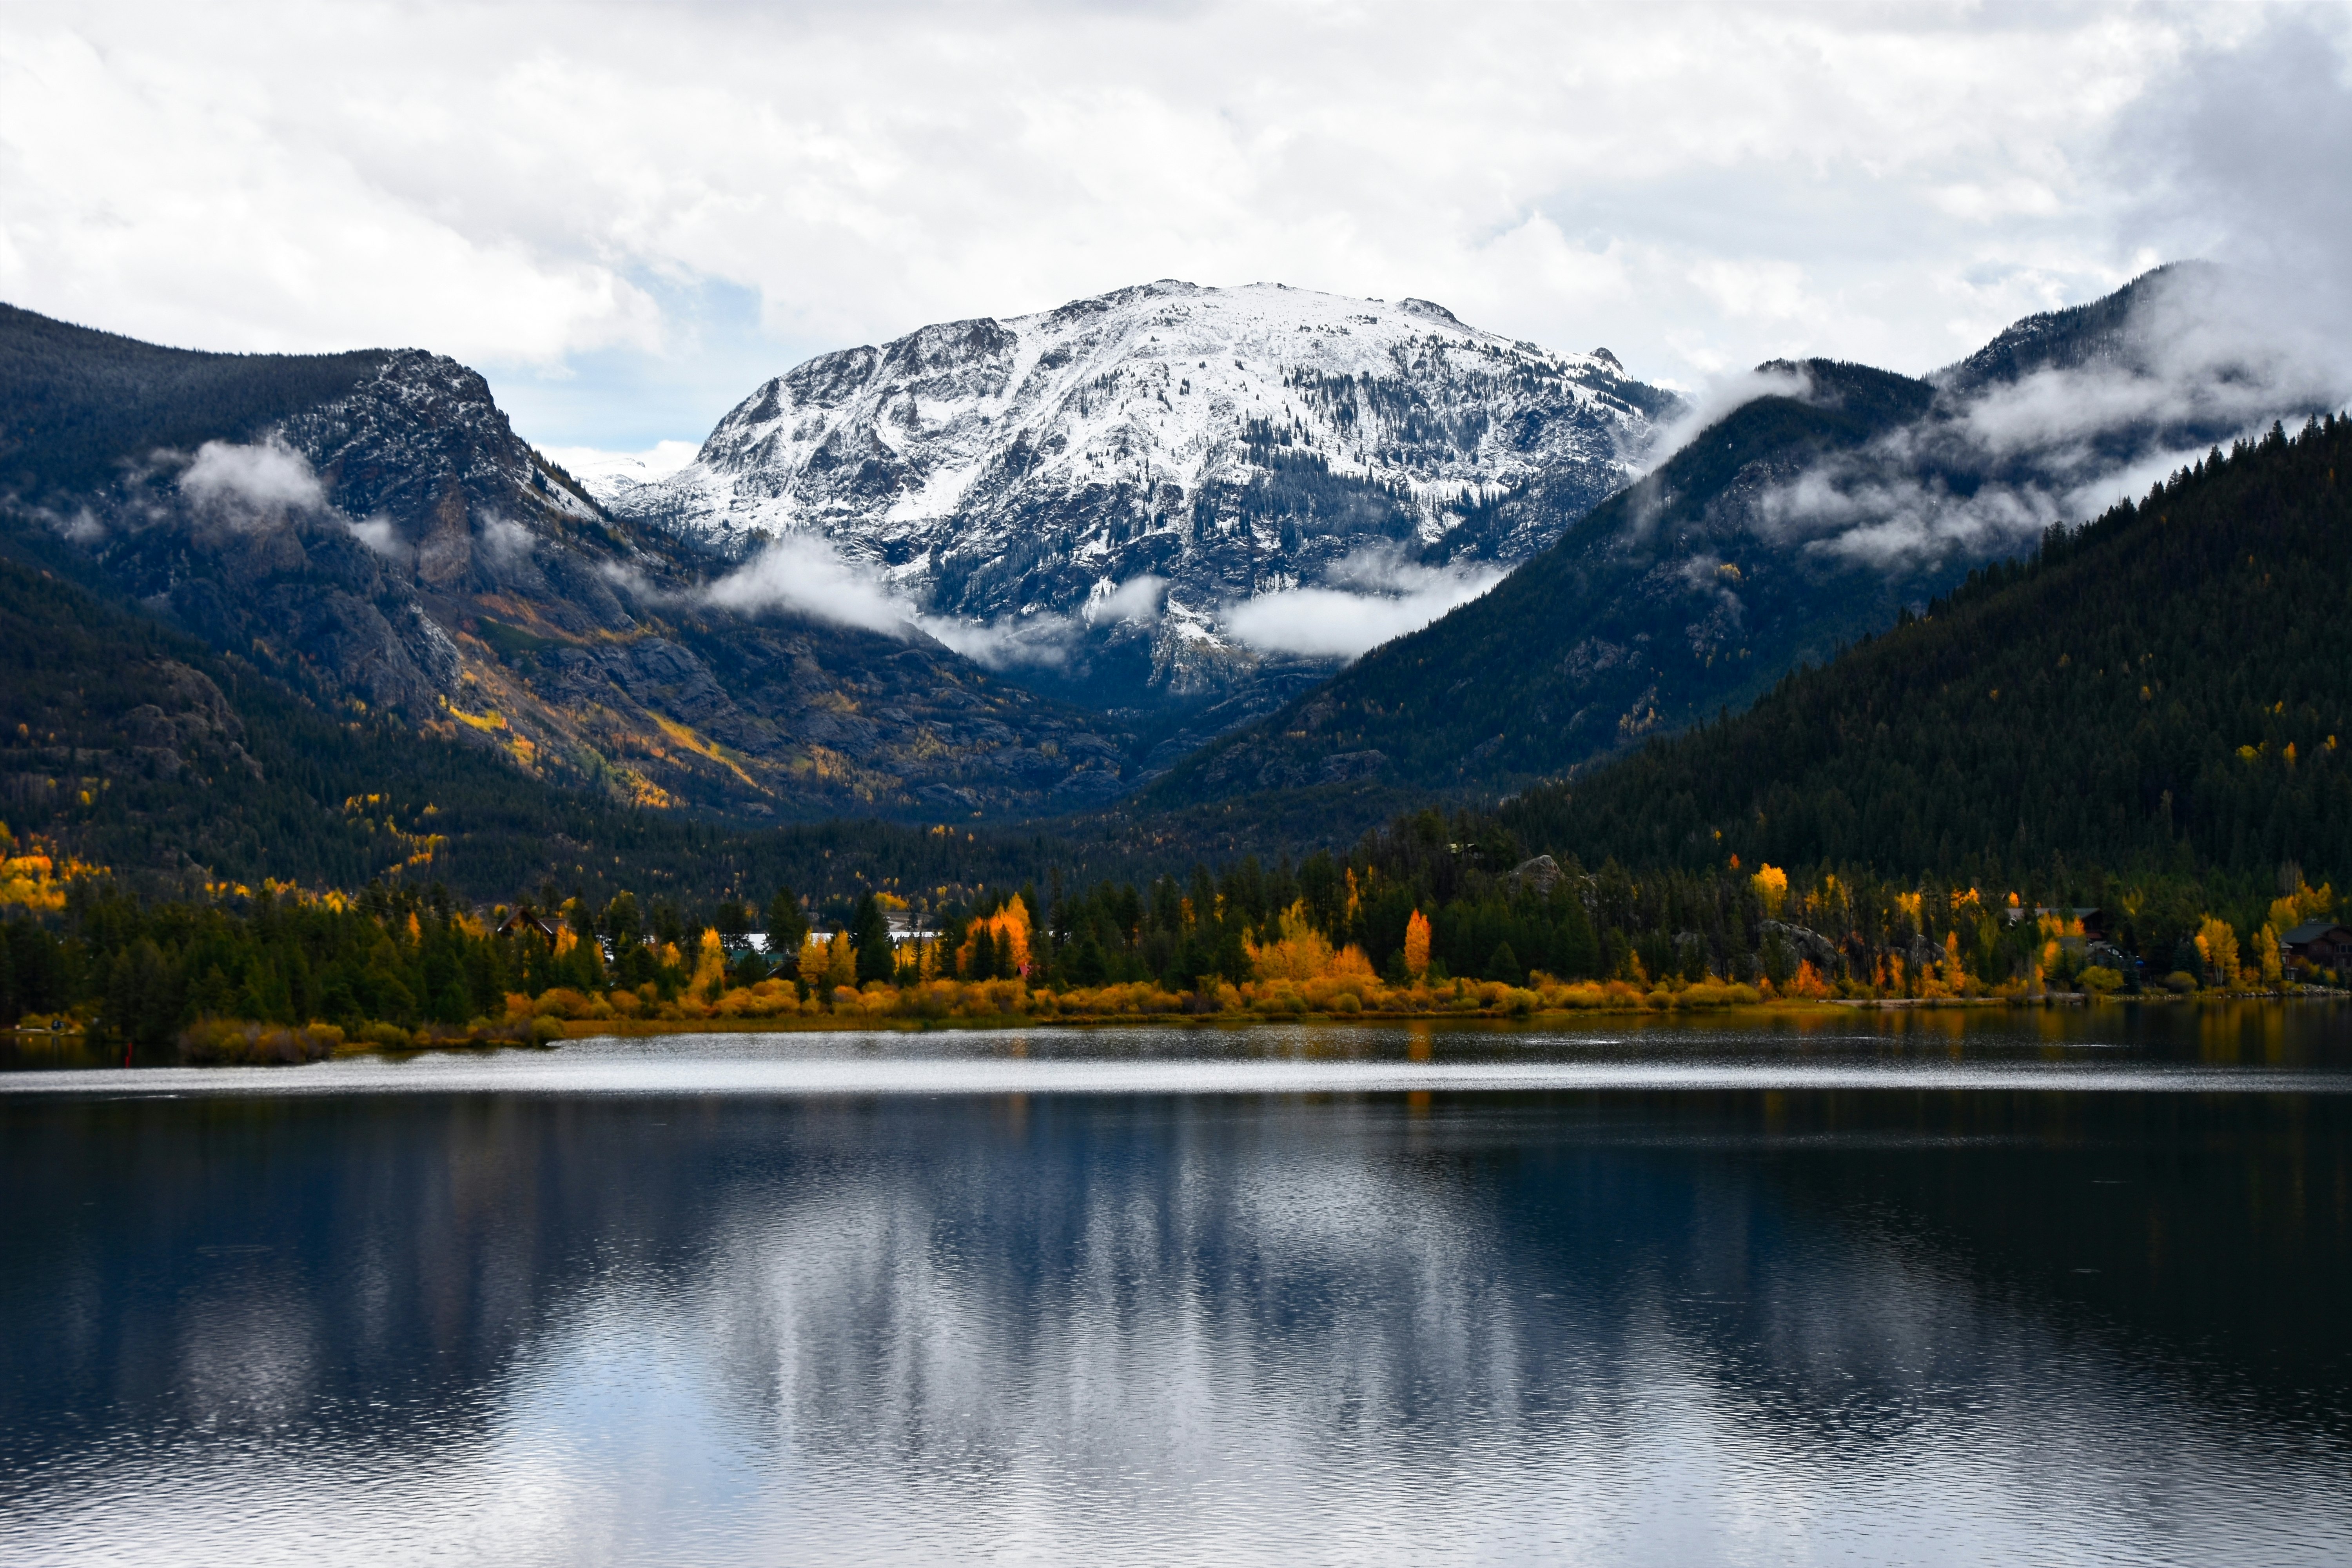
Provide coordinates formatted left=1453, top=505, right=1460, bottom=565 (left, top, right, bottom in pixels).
left=1501, top=415, right=2350, bottom=883
left=0, top=303, right=387, bottom=498
left=1140, top=359, right=1949, bottom=803
left=0, top=554, right=1101, bottom=907
left=0, top=304, right=1156, bottom=821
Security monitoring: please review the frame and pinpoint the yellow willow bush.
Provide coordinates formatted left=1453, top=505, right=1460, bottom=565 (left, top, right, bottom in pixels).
left=1247, top=902, right=1337, bottom=983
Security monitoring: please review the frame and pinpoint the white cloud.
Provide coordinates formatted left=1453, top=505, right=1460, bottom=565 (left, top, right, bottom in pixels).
left=475, top=512, right=536, bottom=566
left=701, top=533, right=912, bottom=637
left=1639, top=363, right=1815, bottom=471
left=1222, top=551, right=1504, bottom=659
left=1748, top=259, right=2352, bottom=572
left=1082, top=575, right=1167, bottom=626
left=348, top=516, right=403, bottom=559
left=177, top=437, right=323, bottom=517
left=695, top=530, right=1078, bottom=666
left=921, top=613, right=1078, bottom=670
left=7, top=5, right=2347, bottom=450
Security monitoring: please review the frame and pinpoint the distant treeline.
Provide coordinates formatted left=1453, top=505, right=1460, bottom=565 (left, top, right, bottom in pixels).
left=7, top=806, right=2333, bottom=1059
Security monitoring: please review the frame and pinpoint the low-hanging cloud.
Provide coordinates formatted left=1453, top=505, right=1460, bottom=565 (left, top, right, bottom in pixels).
left=1748, top=261, right=2352, bottom=571
left=347, top=515, right=404, bottom=558
left=1221, top=549, right=1504, bottom=659
left=701, top=533, right=912, bottom=636
left=474, top=512, right=537, bottom=566
left=1637, top=363, right=1814, bottom=473
left=699, top=532, right=1089, bottom=668
left=177, top=437, right=325, bottom=519
left=698, top=532, right=1494, bottom=667
left=1083, top=574, right=1167, bottom=626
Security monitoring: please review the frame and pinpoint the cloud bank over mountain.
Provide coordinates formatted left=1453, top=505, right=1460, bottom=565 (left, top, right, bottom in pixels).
left=7, top=4, right=2345, bottom=450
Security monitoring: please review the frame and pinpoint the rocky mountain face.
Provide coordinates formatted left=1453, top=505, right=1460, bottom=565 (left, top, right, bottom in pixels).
left=1142, top=265, right=2327, bottom=811
left=603, top=281, right=1677, bottom=726
left=0, top=309, right=1145, bottom=821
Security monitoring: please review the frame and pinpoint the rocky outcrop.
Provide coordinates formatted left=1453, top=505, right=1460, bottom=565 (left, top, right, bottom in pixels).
left=1760, top=919, right=1847, bottom=980
left=1507, top=855, right=1563, bottom=896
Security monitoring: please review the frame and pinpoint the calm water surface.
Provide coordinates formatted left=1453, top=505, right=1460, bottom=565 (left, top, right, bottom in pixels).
left=4, top=1005, right=2348, bottom=1566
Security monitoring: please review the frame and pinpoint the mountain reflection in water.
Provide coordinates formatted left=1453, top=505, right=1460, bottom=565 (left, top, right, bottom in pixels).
left=3, top=1011, right=2348, bottom=1566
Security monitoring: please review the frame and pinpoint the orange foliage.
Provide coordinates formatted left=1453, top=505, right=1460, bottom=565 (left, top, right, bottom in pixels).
left=957, top=894, right=1033, bottom=977
left=1403, top=909, right=1432, bottom=980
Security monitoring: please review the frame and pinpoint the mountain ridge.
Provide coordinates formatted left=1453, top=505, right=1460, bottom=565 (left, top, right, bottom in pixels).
left=603, top=279, right=1679, bottom=720
left=0, top=307, right=1156, bottom=823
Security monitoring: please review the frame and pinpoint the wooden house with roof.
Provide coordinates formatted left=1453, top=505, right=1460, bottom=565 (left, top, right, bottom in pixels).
left=2280, top=920, right=2352, bottom=978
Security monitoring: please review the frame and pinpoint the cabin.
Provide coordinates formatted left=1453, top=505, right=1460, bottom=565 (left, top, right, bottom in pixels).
left=495, top=910, right=559, bottom=941
left=2280, top=921, right=2352, bottom=978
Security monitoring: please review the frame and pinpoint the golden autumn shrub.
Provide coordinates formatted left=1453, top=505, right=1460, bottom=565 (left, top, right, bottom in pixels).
left=1249, top=903, right=1335, bottom=984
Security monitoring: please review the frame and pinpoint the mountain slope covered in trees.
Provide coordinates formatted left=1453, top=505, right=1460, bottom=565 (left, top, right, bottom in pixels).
left=0, top=303, right=388, bottom=498
left=0, top=552, right=1134, bottom=909
left=1499, top=414, right=2351, bottom=884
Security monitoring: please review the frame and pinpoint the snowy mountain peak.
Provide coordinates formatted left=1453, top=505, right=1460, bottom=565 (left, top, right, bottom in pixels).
left=608, top=281, right=1675, bottom=714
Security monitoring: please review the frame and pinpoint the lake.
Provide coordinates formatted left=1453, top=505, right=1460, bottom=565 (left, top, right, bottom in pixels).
left=4, top=1004, right=2348, bottom=1565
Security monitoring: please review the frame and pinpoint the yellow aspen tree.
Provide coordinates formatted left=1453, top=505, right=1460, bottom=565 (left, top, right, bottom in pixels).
left=1403, top=910, right=1432, bottom=981
left=997, top=895, right=1033, bottom=976
left=691, top=929, right=727, bottom=995
left=1751, top=864, right=1789, bottom=917
left=2258, top=925, right=2285, bottom=988
left=2193, top=916, right=2239, bottom=985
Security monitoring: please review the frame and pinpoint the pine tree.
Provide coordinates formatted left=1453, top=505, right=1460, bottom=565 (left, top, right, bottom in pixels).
left=851, top=894, right=895, bottom=985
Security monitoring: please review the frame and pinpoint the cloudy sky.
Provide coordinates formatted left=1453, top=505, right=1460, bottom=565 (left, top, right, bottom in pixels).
left=5, top=1, right=2347, bottom=463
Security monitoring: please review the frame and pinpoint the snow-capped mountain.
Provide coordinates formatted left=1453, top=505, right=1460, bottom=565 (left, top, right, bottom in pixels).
left=605, top=281, right=1676, bottom=714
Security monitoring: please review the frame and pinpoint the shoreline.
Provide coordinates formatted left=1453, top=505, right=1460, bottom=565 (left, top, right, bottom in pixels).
left=543, top=988, right=2346, bottom=1039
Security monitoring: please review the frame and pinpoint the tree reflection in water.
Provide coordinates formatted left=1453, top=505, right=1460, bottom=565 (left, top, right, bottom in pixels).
left=3, top=1013, right=2349, bottom=1566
